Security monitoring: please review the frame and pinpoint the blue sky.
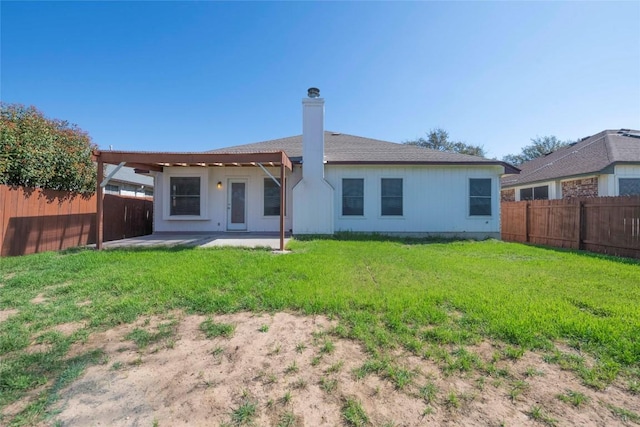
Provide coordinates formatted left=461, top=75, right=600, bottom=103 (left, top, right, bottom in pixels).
left=2, top=1, right=639, bottom=159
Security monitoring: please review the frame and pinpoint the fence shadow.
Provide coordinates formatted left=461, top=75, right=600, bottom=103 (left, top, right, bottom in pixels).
left=2, top=214, right=96, bottom=257
left=513, top=241, right=640, bottom=266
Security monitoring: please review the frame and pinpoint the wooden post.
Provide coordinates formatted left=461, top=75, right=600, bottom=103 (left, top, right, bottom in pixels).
left=578, top=200, right=584, bottom=250
left=525, top=202, right=530, bottom=243
left=279, top=162, right=285, bottom=251
left=96, top=158, right=104, bottom=250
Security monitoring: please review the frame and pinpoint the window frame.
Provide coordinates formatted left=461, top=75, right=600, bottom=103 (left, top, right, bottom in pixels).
left=619, top=177, right=640, bottom=196
left=105, top=184, right=120, bottom=195
left=519, top=185, right=549, bottom=201
left=263, top=178, right=283, bottom=217
left=342, top=178, right=365, bottom=217
left=380, top=178, right=403, bottom=217
left=162, top=169, right=208, bottom=220
left=469, top=178, right=493, bottom=217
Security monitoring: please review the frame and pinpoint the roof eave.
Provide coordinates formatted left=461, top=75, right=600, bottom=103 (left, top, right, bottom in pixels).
left=326, top=160, right=520, bottom=174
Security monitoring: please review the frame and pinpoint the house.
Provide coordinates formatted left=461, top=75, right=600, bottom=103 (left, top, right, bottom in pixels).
left=104, top=164, right=154, bottom=198
left=501, top=129, right=640, bottom=201
left=93, top=88, right=518, bottom=249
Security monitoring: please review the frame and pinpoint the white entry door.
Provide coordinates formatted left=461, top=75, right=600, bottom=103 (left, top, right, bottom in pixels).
left=227, top=180, right=247, bottom=230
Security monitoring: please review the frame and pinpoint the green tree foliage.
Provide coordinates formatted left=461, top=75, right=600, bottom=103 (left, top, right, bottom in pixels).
left=0, top=103, right=97, bottom=193
left=404, top=128, right=487, bottom=157
left=502, top=135, right=572, bottom=166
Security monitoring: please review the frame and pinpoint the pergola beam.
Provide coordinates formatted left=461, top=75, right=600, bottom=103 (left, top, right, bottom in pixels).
left=95, top=150, right=292, bottom=170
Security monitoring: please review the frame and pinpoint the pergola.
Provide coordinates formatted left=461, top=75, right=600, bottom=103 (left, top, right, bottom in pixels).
left=93, top=150, right=293, bottom=251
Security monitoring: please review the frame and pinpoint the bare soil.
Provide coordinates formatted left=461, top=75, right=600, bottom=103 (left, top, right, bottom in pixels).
left=6, top=312, right=638, bottom=426
left=0, top=308, right=19, bottom=323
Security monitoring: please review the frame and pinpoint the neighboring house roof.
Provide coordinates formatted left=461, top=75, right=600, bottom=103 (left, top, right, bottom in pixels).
left=105, top=164, right=154, bottom=187
left=209, top=131, right=519, bottom=173
left=501, top=129, right=640, bottom=188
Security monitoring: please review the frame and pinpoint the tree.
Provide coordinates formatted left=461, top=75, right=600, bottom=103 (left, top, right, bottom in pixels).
left=0, top=103, right=97, bottom=193
left=502, top=135, right=572, bottom=166
left=404, top=128, right=486, bottom=157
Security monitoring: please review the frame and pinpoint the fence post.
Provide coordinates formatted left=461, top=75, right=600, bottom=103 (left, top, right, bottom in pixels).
left=525, top=202, right=530, bottom=242
left=578, top=200, right=584, bottom=250
left=96, top=159, right=104, bottom=250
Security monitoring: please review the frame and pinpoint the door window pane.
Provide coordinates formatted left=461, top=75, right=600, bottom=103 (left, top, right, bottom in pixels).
left=231, top=182, right=245, bottom=223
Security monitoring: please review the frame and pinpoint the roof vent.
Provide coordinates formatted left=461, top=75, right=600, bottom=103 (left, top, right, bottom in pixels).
left=622, top=132, right=640, bottom=139
left=307, top=87, right=320, bottom=98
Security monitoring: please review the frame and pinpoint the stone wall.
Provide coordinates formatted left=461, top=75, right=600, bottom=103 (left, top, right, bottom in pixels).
left=501, top=188, right=516, bottom=202
left=562, top=177, right=598, bottom=198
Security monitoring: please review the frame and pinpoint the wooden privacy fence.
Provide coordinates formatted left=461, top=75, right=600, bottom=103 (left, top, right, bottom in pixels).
left=501, top=196, right=640, bottom=259
left=0, top=185, right=153, bottom=257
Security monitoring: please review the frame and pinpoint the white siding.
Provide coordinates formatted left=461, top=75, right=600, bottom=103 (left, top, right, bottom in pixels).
left=154, top=166, right=301, bottom=233
left=598, top=174, right=613, bottom=196
left=325, top=165, right=503, bottom=236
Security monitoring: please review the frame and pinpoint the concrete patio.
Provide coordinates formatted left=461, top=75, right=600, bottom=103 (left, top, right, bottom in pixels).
left=100, top=232, right=292, bottom=251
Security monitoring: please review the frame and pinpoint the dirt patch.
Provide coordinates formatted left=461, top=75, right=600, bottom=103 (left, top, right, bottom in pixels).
left=28, top=312, right=640, bottom=426
left=76, top=300, right=92, bottom=307
left=0, top=308, right=19, bottom=323
left=30, top=293, right=48, bottom=304
left=49, top=321, right=86, bottom=336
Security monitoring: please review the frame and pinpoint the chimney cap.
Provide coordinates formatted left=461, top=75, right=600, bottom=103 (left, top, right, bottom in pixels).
left=307, top=87, right=320, bottom=98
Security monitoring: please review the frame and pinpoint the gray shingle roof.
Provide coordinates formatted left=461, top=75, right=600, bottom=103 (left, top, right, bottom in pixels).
left=209, top=131, right=518, bottom=172
left=501, top=129, right=640, bottom=188
left=105, top=164, right=154, bottom=186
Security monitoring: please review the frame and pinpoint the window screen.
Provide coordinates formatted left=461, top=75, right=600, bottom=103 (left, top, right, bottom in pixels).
left=470, top=178, right=492, bottom=216
left=381, top=178, right=403, bottom=216
left=170, top=177, right=200, bottom=216
left=342, top=179, right=364, bottom=216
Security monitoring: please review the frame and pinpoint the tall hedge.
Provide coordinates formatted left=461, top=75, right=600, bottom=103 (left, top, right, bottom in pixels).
left=0, top=103, right=97, bottom=193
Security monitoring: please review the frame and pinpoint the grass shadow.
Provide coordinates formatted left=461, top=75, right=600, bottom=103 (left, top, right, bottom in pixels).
left=513, top=242, right=640, bottom=266
left=294, top=231, right=484, bottom=245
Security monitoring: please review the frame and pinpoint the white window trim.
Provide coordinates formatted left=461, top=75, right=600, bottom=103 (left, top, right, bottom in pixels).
left=467, top=177, right=493, bottom=218
left=163, top=169, right=209, bottom=220
left=379, top=177, right=404, bottom=218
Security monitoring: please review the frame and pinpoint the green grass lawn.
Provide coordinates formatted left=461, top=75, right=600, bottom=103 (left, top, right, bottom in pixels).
left=1, top=237, right=639, bottom=424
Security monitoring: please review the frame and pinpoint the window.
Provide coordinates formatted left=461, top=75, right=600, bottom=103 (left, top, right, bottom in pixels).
left=342, top=179, right=364, bottom=216
left=264, top=178, right=281, bottom=216
left=519, top=188, right=533, bottom=201
left=105, top=184, right=119, bottom=195
left=519, top=185, right=548, bottom=201
left=469, top=178, right=492, bottom=216
left=170, top=177, right=200, bottom=216
left=381, top=178, right=403, bottom=216
left=620, top=178, right=640, bottom=196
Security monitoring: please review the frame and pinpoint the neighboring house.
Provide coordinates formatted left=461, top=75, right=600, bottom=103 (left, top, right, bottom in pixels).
left=104, top=165, right=154, bottom=198
left=95, top=89, right=518, bottom=241
left=501, top=129, right=640, bottom=201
